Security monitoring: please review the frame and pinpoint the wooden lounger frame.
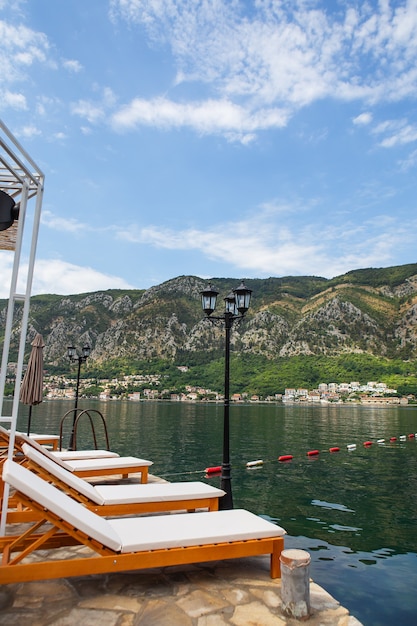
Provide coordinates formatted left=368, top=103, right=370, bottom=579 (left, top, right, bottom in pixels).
left=6, top=494, right=220, bottom=523
left=0, top=486, right=284, bottom=584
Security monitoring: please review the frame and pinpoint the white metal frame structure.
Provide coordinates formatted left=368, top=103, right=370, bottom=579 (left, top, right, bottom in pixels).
left=0, top=120, right=44, bottom=533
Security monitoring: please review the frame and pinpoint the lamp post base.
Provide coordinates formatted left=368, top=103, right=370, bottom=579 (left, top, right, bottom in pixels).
left=219, top=464, right=233, bottom=510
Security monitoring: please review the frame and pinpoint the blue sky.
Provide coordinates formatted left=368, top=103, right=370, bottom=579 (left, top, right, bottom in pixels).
left=1, top=0, right=417, bottom=297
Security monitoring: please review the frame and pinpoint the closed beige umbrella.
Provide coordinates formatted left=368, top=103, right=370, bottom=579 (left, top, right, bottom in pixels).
left=20, top=333, right=45, bottom=435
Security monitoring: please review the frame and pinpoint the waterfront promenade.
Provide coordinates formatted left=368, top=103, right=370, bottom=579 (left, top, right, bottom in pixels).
left=0, top=473, right=363, bottom=626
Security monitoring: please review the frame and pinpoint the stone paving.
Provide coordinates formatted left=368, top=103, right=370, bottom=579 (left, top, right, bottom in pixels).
left=0, top=473, right=364, bottom=626
left=0, top=551, right=363, bottom=626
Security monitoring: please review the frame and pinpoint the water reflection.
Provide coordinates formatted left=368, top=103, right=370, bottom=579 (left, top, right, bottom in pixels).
left=311, top=499, right=355, bottom=512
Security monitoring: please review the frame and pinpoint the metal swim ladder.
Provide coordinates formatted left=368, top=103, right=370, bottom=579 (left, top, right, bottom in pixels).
left=58, top=408, right=110, bottom=451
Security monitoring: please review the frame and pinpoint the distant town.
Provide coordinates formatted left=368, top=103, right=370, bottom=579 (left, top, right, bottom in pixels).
left=9, top=367, right=409, bottom=405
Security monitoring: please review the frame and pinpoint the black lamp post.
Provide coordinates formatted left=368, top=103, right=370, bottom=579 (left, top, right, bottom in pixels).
left=200, top=281, right=252, bottom=510
left=67, top=344, right=90, bottom=450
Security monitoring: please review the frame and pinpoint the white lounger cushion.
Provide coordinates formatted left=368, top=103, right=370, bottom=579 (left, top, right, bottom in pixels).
left=24, top=436, right=118, bottom=469
left=61, top=456, right=152, bottom=472
left=24, top=433, right=119, bottom=459
left=19, top=432, right=117, bottom=459
left=52, top=450, right=120, bottom=460
left=95, top=482, right=225, bottom=505
left=22, top=443, right=225, bottom=506
left=9, top=433, right=153, bottom=472
left=110, top=508, right=286, bottom=553
left=17, top=433, right=152, bottom=471
left=3, top=429, right=59, bottom=447
left=25, top=432, right=60, bottom=443
left=3, top=461, right=285, bottom=555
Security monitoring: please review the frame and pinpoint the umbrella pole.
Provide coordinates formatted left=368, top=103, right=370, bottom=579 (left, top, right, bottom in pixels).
left=27, top=405, right=33, bottom=436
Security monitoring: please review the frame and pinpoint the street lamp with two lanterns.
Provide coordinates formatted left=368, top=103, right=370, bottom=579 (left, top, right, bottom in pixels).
left=200, top=281, right=252, bottom=510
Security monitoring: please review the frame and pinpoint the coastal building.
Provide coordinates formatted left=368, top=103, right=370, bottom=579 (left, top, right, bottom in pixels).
left=296, top=388, right=308, bottom=398
left=360, top=395, right=407, bottom=405
left=128, top=392, right=141, bottom=401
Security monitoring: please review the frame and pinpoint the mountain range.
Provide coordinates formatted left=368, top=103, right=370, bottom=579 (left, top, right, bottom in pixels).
left=2, top=263, right=417, bottom=374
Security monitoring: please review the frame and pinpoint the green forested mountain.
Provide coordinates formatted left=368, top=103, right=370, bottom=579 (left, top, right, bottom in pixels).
left=2, top=264, right=417, bottom=396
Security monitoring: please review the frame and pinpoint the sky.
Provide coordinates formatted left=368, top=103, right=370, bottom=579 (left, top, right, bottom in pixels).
left=1, top=0, right=417, bottom=298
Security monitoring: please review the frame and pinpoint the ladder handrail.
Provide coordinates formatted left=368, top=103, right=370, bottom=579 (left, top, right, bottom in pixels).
left=59, top=408, right=110, bottom=451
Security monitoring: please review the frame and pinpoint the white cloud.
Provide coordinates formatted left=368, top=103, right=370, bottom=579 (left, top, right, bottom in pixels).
left=41, top=210, right=87, bottom=233
left=110, top=0, right=417, bottom=114
left=52, top=131, right=67, bottom=140
left=71, top=99, right=105, bottom=124
left=353, top=112, right=373, bottom=126
left=0, top=90, right=27, bottom=110
left=62, top=58, right=82, bottom=73
left=380, top=125, right=417, bottom=148
left=372, top=118, right=417, bottom=148
left=119, top=219, right=330, bottom=276
left=71, top=88, right=117, bottom=126
left=0, top=254, right=134, bottom=298
left=41, top=210, right=123, bottom=235
left=19, top=124, right=41, bottom=138
left=112, top=97, right=288, bottom=141
left=31, top=259, right=135, bottom=294
left=3, top=203, right=415, bottom=297
left=0, top=19, right=50, bottom=84
left=116, top=205, right=416, bottom=279
left=398, top=148, right=417, bottom=171
left=3, top=1, right=417, bottom=143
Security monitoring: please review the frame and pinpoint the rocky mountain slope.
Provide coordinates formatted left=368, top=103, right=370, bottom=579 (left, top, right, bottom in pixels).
left=2, top=264, right=417, bottom=368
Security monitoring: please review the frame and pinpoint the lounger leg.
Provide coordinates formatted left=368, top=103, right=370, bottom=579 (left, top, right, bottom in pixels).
left=270, top=537, right=284, bottom=578
left=141, top=467, right=148, bottom=484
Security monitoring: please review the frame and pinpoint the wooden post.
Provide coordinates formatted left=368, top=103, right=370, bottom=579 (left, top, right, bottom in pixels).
left=280, top=548, right=311, bottom=619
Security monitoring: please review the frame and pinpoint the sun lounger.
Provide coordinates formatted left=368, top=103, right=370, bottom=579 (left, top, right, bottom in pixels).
left=4, top=442, right=225, bottom=522
left=32, top=452, right=152, bottom=481
left=21, top=433, right=60, bottom=450
left=50, top=449, right=120, bottom=460
left=0, top=427, right=152, bottom=483
left=0, top=459, right=286, bottom=584
left=0, top=426, right=120, bottom=460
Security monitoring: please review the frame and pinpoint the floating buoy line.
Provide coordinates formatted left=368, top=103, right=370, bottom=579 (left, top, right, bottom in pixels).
left=205, top=465, right=222, bottom=474
left=246, top=459, right=264, bottom=467
left=159, top=432, right=417, bottom=480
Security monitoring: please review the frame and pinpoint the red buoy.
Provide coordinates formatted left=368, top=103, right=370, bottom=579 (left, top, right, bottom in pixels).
left=307, top=450, right=320, bottom=456
left=364, top=441, right=373, bottom=447
left=205, top=466, right=221, bottom=474
left=278, top=455, right=293, bottom=462
left=329, top=447, right=340, bottom=453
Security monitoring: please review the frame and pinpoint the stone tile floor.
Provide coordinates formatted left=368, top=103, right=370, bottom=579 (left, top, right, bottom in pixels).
left=0, top=548, right=363, bottom=625
left=0, top=472, right=364, bottom=625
